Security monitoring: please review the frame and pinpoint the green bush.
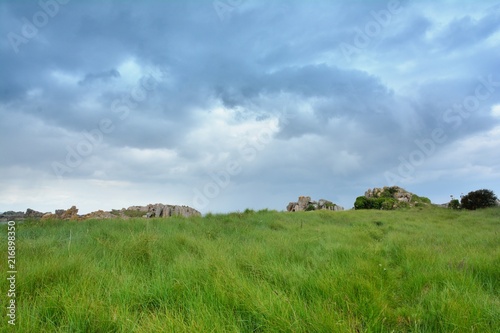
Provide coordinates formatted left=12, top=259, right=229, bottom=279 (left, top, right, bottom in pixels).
left=354, top=196, right=371, bottom=209
left=354, top=197, right=395, bottom=210
left=381, top=187, right=398, bottom=198
left=305, top=204, right=316, bottom=211
left=461, top=189, right=498, bottom=210
left=411, top=194, right=431, bottom=204
left=449, top=199, right=461, bottom=210
left=398, top=201, right=410, bottom=209
left=381, top=198, right=396, bottom=210
left=372, top=198, right=385, bottom=209
left=419, top=196, right=431, bottom=204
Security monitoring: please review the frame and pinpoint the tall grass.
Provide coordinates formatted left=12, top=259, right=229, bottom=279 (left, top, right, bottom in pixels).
left=1, top=207, right=499, bottom=332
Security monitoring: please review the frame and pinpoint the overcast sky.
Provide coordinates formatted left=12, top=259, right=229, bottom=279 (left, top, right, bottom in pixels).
left=1, top=0, right=499, bottom=214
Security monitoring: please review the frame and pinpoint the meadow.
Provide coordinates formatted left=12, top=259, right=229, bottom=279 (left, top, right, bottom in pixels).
left=1, top=207, right=499, bottom=332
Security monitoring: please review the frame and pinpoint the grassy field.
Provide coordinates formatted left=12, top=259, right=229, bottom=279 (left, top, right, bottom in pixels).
left=1, top=207, right=499, bottom=332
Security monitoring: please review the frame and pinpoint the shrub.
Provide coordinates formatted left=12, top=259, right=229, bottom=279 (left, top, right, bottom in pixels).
left=398, top=201, right=410, bottom=209
left=372, top=198, right=385, bottom=209
left=381, top=198, right=396, bottom=210
left=380, top=187, right=398, bottom=198
left=354, top=196, right=395, bottom=210
left=418, top=196, right=431, bottom=204
left=448, top=199, right=461, bottom=210
left=305, top=204, right=316, bottom=211
left=411, top=194, right=431, bottom=204
left=460, top=189, right=498, bottom=210
left=354, top=196, right=371, bottom=209
left=324, top=202, right=336, bottom=209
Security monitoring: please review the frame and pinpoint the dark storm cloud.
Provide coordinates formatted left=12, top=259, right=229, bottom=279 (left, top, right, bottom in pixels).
left=1, top=0, right=499, bottom=212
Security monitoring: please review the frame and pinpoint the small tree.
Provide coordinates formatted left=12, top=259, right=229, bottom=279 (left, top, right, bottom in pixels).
left=460, top=189, right=498, bottom=210
left=448, top=199, right=460, bottom=210
left=354, top=196, right=370, bottom=209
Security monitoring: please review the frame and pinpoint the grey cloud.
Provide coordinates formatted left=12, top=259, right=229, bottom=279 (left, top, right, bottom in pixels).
left=78, top=69, right=120, bottom=86
left=436, top=12, right=500, bottom=51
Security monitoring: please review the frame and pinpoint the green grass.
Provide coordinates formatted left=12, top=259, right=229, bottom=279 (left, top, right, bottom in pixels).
left=1, top=207, right=499, bottom=332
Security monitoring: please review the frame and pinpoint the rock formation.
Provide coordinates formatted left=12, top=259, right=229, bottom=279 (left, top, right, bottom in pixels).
left=127, top=204, right=201, bottom=218
left=364, top=186, right=413, bottom=203
left=41, top=206, right=79, bottom=221
left=25, top=208, right=45, bottom=219
left=0, top=211, right=25, bottom=222
left=355, top=186, right=431, bottom=210
left=82, top=210, right=120, bottom=220
left=287, top=196, right=344, bottom=212
left=2, top=203, right=201, bottom=221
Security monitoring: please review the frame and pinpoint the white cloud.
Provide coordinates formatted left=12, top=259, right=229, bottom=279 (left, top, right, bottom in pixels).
left=491, top=104, right=500, bottom=117
left=117, top=58, right=143, bottom=85
left=51, top=70, right=80, bottom=86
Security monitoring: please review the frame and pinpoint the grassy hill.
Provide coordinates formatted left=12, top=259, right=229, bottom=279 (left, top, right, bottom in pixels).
left=1, top=207, right=499, bottom=332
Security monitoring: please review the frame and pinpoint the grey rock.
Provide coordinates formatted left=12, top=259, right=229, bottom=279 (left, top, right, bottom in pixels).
left=126, top=203, right=201, bottom=218
left=0, top=211, right=25, bottom=222
left=286, top=196, right=343, bottom=212
left=25, top=208, right=45, bottom=218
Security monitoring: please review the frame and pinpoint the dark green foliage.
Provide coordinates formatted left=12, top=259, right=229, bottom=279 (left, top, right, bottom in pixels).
left=305, top=204, right=316, bottom=211
left=324, top=201, right=335, bottom=209
left=461, top=189, right=498, bottom=210
left=381, top=198, right=396, bottom=210
left=398, top=201, right=410, bottom=209
left=354, top=196, right=395, bottom=210
left=355, top=187, right=431, bottom=210
left=411, top=194, right=431, bottom=204
left=449, top=199, right=461, bottom=210
left=381, top=187, right=398, bottom=198
left=354, top=196, right=371, bottom=209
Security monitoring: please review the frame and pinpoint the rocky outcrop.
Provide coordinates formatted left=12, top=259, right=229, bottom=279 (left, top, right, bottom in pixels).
left=2, top=203, right=201, bottom=221
left=42, top=206, right=79, bottom=221
left=0, top=209, right=47, bottom=222
left=25, top=208, right=45, bottom=219
left=126, top=204, right=201, bottom=218
left=0, top=211, right=25, bottom=222
left=287, top=196, right=344, bottom=212
left=82, top=210, right=120, bottom=220
left=365, top=186, right=413, bottom=203
left=355, top=186, right=431, bottom=210
left=61, top=206, right=79, bottom=220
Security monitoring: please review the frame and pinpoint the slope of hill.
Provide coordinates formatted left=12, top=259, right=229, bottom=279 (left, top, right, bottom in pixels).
left=1, top=207, right=499, bottom=332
